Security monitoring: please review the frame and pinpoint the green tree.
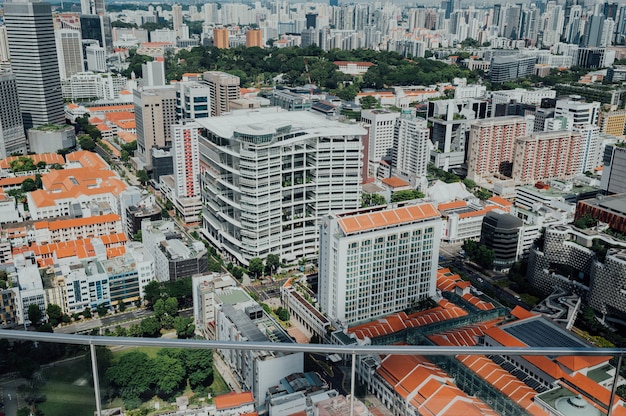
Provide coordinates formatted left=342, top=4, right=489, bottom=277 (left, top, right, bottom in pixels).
left=361, top=193, right=387, bottom=207
left=21, top=178, right=37, bottom=192
left=185, top=349, right=213, bottom=389
left=143, top=280, right=163, bottom=306
left=390, top=189, right=425, bottom=203
left=462, top=178, right=477, bottom=189
left=359, top=95, right=378, bottom=109
left=83, top=307, right=92, bottom=318
left=232, top=266, right=244, bottom=281
left=165, top=297, right=179, bottom=316
left=28, top=303, right=42, bottom=325
left=46, top=304, right=63, bottom=326
left=136, top=170, right=150, bottom=185
left=173, top=316, right=195, bottom=339
left=79, top=135, right=96, bottom=151
left=106, top=350, right=153, bottom=400
left=265, top=253, right=280, bottom=275
left=248, top=257, right=264, bottom=278
left=96, top=303, right=108, bottom=317
left=276, top=307, right=290, bottom=321
left=140, top=316, right=161, bottom=337
left=153, top=298, right=166, bottom=320
left=152, top=354, right=186, bottom=398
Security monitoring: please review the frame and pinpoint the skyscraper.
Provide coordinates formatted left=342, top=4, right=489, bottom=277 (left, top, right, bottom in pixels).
left=0, top=71, right=28, bottom=158
left=55, top=29, right=84, bottom=80
left=4, top=0, right=65, bottom=130
left=203, top=71, right=240, bottom=116
left=172, top=4, right=183, bottom=34
left=134, top=87, right=177, bottom=169
left=245, top=29, right=263, bottom=48
left=213, top=28, right=229, bottom=49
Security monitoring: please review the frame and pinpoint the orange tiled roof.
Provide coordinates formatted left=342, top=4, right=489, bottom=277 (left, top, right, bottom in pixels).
left=556, top=355, right=612, bottom=372
left=105, top=111, right=135, bottom=123
left=117, top=131, right=137, bottom=143
left=381, top=176, right=410, bottom=188
left=510, top=305, right=536, bottom=320
left=438, top=200, right=467, bottom=211
left=65, top=150, right=109, bottom=170
left=0, top=175, right=36, bottom=188
left=337, top=203, right=439, bottom=235
left=488, top=195, right=513, bottom=207
left=0, top=153, right=65, bottom=169
left=114, top=120, right=136, bottom=130
left=214, top=392, right=255, bottom=410
left=349, top=300, right=467, bottom=340
left=34, top=214, right=121, bottom=231
left=458, top=205, right=498, bottom=219
left=96, top=124, right=111, bottom=132
left=85, top=104, right=134, bottom=113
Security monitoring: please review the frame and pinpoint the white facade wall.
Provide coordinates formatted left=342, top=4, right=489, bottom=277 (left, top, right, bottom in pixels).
left=318, top=203, right=442, bottom=326
left=361, top=109, right=400, bottom=162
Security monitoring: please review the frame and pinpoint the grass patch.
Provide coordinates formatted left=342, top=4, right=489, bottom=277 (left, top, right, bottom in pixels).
left=112, top=346, right=162, bottom=359
left=209, top=368, right=230, bottom=396
left=38, top=360, right=96, bottom=416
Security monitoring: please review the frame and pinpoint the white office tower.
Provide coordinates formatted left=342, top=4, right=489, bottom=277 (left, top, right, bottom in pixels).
left=176, top=82, right=211, bottom=119
left=55, top=29, right=84, bottom=80
left=573, top=124, right=602, bottom=174
left=171, top=121, right=202, bottom=223
left=0, top=71, right=28, bottom=158
left=199, top=109, right=365, bottom=265
left=361, top=109, right=400, bottom=162
left=85, top=44, right=106, bottom=72
left=319, top=203, right=442, bottom=326
left=393, top=110, right=431, bottom=179
left=3, top=0, right=65, bottom=130
left=141, top=60, right=166, bottom=87
left=554, top=98, right=600, bottom=125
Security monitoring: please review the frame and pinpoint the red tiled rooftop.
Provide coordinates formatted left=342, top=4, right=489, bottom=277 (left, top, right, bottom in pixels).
left=337, top=203, right=439, bottom=235
left=214, top=392, right=254, bottom=410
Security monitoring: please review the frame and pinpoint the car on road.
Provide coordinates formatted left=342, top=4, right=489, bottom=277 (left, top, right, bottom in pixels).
left=514, top=295, right=521, bottom=301
left=477, top=277, right=484, bottom=283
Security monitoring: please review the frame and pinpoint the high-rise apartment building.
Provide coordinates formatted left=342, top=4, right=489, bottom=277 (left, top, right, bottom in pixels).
left=213, top=28, right=229, bottom=49
left=172, top=4, right=183, bottom=34
left=199, top=109, right=364, bottom=265
left=170, top=121, right=202, bottom=223
left=134, top=87, right=177, bottom=169
left=601, top=145, right=626, bottom=194
left=0, top=71, right=28, bottom=158
left=318, top=203, right=442, bottom=325
left=4, top=0, right=65, bottom=130
left=598, top=109, right=626, bottom=136
left=466, top=116, right=527, bottom=181
left=573, top=124, right=601, bottom=173
left=360, top=109, right=400, bottom=163
left=392, top=110, right=430, bottom=179
left=55, top=29, right=84, bottom=80
left=511, top=130, right=583, bottom=184
left=203, top=71, right=240, bottom=116
left=245, top=29, right=263, bottom=48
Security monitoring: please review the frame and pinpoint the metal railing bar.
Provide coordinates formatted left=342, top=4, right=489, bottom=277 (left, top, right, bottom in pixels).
left=0, top=330, right=624, bottom=357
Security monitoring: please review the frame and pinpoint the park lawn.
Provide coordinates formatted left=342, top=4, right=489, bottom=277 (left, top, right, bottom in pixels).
left=209, top=371, right=230, bottom=396
left=38, top=361, right=96, bottom=416
left=112, top=345, right=162, bottom=359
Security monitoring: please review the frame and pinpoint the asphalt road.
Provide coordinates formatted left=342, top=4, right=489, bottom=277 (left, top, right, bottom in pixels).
left=55, top=308, right=154, bottom=334
left=0, top=378, right=23, bottom=416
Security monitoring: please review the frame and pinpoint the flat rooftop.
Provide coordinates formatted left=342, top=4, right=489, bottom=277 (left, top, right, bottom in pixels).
left=195, top=107, right=366, bottom=139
